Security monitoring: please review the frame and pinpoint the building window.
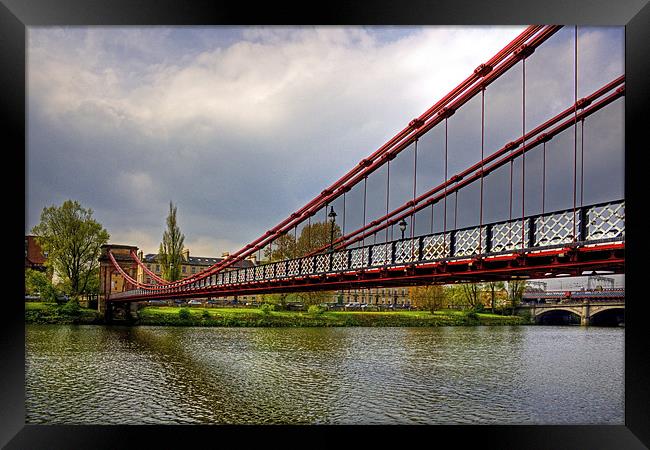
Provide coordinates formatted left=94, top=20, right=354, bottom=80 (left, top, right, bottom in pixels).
left=182, top=266, right=187, bottom=273
left=156, top=265, right=160, bottom=272
left=192, top=266, right=196, bottom=274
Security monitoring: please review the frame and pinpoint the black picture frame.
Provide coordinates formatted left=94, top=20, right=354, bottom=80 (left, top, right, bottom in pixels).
left=3, top=0, right=648, bottom=448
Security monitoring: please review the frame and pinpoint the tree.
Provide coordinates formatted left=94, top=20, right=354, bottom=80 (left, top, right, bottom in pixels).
left=158, top=202, right=185, bottom=281
left=460, top=282, right=484, bottom=309
left=485, top=281, right=505, bottom=313
left=506, top=280, right=527, bottom=315
left=265, top=220, right=342, bottom=262
left=25, top=268, right=59, bottom=302
left=409, top=284, right=446, bottom=313
left=31, top=200, right=109, bottom=298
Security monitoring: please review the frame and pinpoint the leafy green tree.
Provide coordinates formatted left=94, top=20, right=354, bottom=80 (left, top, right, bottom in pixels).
left=506, top=280, right=527, bottom=315
left=25, top=268, right=59, bottom=302
left=295, top=290, right=332, bottom=307
left=265, top=220, right=343, bottom=262
left=485, top=281, right=505, bottom=313
left=409, top=284, right=445, bottom=313
left=259, top=292, right=290, bottom=310
left=460, top=282, right=484, bottom=309
left=31, top=200, right=109, bottom=298
left=158, top=202, right=185, bottom=281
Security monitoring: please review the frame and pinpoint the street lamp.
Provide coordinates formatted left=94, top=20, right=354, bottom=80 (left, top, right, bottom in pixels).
left=399, top=218, right=407, bottom=240
left=328, top=206, right=337, bottom=252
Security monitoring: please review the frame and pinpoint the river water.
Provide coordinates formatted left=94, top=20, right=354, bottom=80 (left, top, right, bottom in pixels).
left=25, top=325, right=624, bottom=425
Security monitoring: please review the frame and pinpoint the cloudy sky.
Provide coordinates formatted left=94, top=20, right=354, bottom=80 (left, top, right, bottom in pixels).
left=26, top=25, right=624, bottom=292
left=26, top=25, right=530, bottom=255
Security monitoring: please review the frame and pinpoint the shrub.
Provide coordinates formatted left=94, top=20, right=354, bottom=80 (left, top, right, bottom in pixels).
left=178, top=307, right=191, bottom=320
left=260, top=303, right=275, bottom=315
left=308, top=305, right=325, bottom=316
left=462, top=310, right=479, bottom=324
left=201, top=309, right=211, bottom=320
left=60, top=299, right=81, bottom=316
left=472, top=304, right=485, bottom=313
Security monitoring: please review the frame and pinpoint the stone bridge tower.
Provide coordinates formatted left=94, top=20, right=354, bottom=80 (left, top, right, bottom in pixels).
left=98, top=244, right=139, bottom=318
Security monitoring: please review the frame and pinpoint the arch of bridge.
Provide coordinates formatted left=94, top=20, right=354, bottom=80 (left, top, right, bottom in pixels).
left=533, top=306, right=584, bottom=318
left=589, top=305, right=624, bottom=317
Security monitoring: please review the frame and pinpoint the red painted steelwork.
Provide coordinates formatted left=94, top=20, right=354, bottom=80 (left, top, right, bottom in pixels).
left=107, top=243, right=624, bottom=302
left=307, top=75, right=625, bottom=255
left=129, top=249, right=169, bottom=285
left=139, top=26, right=559, bottom=290
left=331, top=84, right=625, bottom=250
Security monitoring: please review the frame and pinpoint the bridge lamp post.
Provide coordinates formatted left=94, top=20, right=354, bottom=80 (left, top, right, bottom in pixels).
left=399, top=218, right=407, bottom=240
left=328, top=206, right=337, bottom=252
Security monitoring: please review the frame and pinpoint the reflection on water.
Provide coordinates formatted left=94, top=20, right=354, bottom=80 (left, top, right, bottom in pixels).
left=25, top=325, right=624, bottom=425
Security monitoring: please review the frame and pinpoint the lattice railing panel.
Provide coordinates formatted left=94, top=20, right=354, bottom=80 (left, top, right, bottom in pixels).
left=454, top=227, right=486, bottom=257
left=288, top=259, right=300, bottom=276
left=421, top=234, right=450, bottom=260
left=534, top=212, right=577, bottom=247
left=332, top=251, right=348, bottom=271
left=275, top=261, right=286, bottom=278
left=316, top=254, right=330, bottom=273
left=265, top=264, right=275, bottom=280
left=351, top=247, right=370, bottom=269
left=371, top=243, right=391, bottom=266
left=586, top=202, right=624, bottom=240
left=491, top=220, right=526, bottom=252
left=394, top=239, right=419, bottom=264
left=301, top=256, right=315, bottom=275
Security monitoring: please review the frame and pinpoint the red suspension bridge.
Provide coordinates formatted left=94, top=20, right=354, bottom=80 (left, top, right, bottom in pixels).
left=101, top=25, right=624, bottom=311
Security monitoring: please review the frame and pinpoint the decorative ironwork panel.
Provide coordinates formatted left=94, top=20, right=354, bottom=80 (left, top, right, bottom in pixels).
left=350, top=247, right=370, bottom=269
left=394, top=239, right=419, bottom=264
left=223, top=271, right=231, bottom=285
left=265, top=264, right=275, bottom=280
left=238, top=269, right=246, bottom=283
left=534, top=212, right=577, bottom=247
left=288, top=259, right=300, bottom=276
left=217, top=273, right=223, bottom=285
left=275, top=261, right=286, bottom=278
left=247, top=267, right=255, bottom=282
left=491, top=220, right=526, bottom=251
left=587, top=202, right=624, bottom=240
left=371, top=243, right=391, bottom=266
left=332, top=251, right=348, bottom=271
left=454, top=227, right=486, bottom=257
left=316, top=254, right=330, bottom=273
left=301, top=257, right=314, bottom=275
left=255, top=266, right=264, bottom=281
left=421, top=234, right=450, bottom=260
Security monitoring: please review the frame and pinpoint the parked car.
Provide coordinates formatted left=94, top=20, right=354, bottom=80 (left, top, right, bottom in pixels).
left=188, top=300, right=202, bottom=306
left=148, top=299, right=167, bottom=306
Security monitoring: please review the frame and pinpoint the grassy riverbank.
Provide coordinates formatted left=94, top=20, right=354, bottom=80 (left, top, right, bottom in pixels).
left=25, top=302, right=525, bottom=327
left=25, top=302, right=103, bottom=325
left=137, top=306, right=525, bottom=327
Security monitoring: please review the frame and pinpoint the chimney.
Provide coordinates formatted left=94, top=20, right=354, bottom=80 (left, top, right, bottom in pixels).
left=182, top=249, right=190, bottom=261
left=247, top=254, right=257, bottom=265
left=221, top=251, right=230, bottom=258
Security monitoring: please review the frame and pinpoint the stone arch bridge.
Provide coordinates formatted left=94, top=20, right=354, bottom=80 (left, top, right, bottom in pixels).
left=518, top=300, right=624, bottom=326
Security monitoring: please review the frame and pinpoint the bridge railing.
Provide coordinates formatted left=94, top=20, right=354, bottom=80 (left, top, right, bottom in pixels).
left=115, top=199, right=623, bottom=299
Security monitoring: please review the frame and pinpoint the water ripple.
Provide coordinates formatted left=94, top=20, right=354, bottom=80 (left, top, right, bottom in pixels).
left=25, top=325, right=624, bottom=425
